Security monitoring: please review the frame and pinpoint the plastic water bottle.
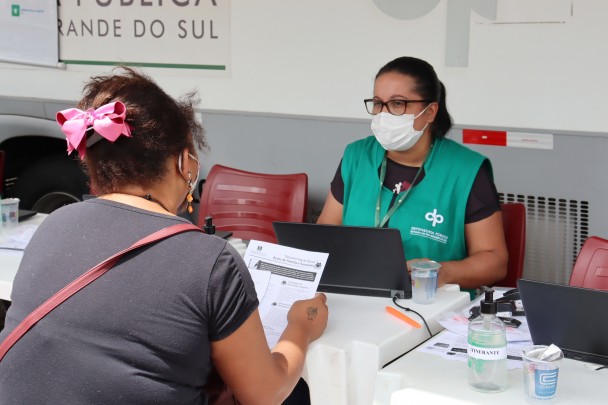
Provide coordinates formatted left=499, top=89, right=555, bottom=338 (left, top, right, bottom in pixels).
left=467, top=287, right=508, bottom=392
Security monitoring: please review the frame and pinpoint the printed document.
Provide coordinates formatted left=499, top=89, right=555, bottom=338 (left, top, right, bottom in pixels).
left=0, top=224, right=38, bottom=253
left=243, top=240, right=328, bottom=348
left=417, top=330, right=530, bottom=370
left=419, top=288, right=532, bottom=370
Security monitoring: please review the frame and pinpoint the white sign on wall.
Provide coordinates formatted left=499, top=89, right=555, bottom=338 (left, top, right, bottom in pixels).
left=0, top=1, right=59, bottom=68
left=57, top=0, right=230, bottom=73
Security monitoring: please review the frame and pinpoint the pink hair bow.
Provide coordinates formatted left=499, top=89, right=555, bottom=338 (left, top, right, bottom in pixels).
left=56, top=101, right=131, bottom=159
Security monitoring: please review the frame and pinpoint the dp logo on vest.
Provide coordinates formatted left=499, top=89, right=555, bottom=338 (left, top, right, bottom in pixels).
left=425, top=209, right=444, bottom=227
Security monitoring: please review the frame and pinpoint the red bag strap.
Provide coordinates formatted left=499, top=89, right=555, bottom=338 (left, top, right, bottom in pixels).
left=0, top=223, right=203, bottom=361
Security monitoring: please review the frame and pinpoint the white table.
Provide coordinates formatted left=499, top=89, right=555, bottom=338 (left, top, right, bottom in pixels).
left=304, top=289, right=470, bottom=405
left=0, top=213, right=47, bottom=301
left=374, top=332, right=608, bottom=405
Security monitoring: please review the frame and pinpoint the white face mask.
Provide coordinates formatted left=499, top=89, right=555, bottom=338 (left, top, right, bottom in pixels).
left=371, top=105, right=430, bottom=151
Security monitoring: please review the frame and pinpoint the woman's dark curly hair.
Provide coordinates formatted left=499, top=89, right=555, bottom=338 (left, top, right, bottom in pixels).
left=76, top=67, right=207, bottom=194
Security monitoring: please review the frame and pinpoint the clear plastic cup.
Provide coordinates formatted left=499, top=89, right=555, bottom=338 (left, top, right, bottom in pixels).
left=522, top=345, right=563, bottom=402
left=411, top=260, right=440, bottom=304
left=0, top=198, right=20, bottom=230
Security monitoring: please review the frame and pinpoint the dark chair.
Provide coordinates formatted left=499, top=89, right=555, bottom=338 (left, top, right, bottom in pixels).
left=0, top=150, right=5, bottom=196
left=0, top=301, right=7, bottom=332
left=569, top=236, right=608, bottom=291
left=495, top=202, right=526, bottom=288
left=198, top=164, right=308, bottom=243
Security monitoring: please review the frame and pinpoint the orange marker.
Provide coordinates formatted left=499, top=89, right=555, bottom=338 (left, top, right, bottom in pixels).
left=385, top=306, right=422, bottom=329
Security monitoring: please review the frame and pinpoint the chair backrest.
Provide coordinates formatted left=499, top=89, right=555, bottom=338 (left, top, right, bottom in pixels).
left=198, top=164, right=308, bottom=243
left=569, top=236, right=608, bottom=291
left=496, top=202, right=526, bottom=288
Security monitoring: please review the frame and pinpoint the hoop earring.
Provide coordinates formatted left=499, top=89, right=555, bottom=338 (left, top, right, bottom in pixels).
left=186, top=172, right=194, bottom=214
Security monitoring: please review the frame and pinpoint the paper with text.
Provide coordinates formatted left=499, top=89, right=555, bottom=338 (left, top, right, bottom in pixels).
left=418, top=330, right=530, bottom=370
left=0, top=224, right=38, bottom=251
left=244, top=240, right=328, bottom=349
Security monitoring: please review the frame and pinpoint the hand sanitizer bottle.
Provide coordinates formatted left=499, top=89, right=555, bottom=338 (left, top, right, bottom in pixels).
left=467, top=287, right=508, bottom=392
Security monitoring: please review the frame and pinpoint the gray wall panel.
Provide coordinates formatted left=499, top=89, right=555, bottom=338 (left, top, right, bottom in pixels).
left=200, top=110, right=607, bottom=236
left=198, top=111, right=372, bottom=220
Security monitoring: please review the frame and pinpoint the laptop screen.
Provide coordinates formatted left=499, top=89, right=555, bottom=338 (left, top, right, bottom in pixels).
left=518, top=279, right=608, bottom=365
left=18, top=209, right=37, bottom=221
left=273, top=222, right=411, bottom=299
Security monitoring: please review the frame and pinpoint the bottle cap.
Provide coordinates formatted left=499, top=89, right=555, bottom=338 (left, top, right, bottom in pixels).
left=480, top=286, right=497, bottom=315
left=204, top=216, right=216, bottom=235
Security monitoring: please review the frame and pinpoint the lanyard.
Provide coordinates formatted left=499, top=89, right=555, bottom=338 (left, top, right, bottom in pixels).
left=374, top=153, right=426, bottom=228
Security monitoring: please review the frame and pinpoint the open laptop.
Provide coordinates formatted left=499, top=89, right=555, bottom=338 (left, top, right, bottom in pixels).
left=18, top=209, right=37, bottom=221
left=273, top=222, right=411, bottom=299
left=518, top=279, right=608, bottom=365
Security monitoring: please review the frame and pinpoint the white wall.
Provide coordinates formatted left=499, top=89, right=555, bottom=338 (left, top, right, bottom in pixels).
left=0, top=0, right=607, bottom=133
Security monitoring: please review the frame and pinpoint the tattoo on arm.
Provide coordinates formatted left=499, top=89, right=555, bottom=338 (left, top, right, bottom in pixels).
left=306, top=306, right=318, bottom=321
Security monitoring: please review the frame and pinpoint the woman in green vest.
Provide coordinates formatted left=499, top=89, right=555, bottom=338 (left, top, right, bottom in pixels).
left=317, top=56, right=508, bottom=292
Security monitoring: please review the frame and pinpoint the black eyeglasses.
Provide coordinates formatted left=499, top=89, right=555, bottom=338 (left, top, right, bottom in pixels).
left=364, top=99, right=432, bottom=116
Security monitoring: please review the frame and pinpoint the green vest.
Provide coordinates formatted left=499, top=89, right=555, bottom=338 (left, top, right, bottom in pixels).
left=342, top=136, right=488, bottom=263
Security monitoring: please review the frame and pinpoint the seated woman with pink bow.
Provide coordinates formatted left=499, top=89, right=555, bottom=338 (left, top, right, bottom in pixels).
left=0, top=67, right=328, bottom=405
